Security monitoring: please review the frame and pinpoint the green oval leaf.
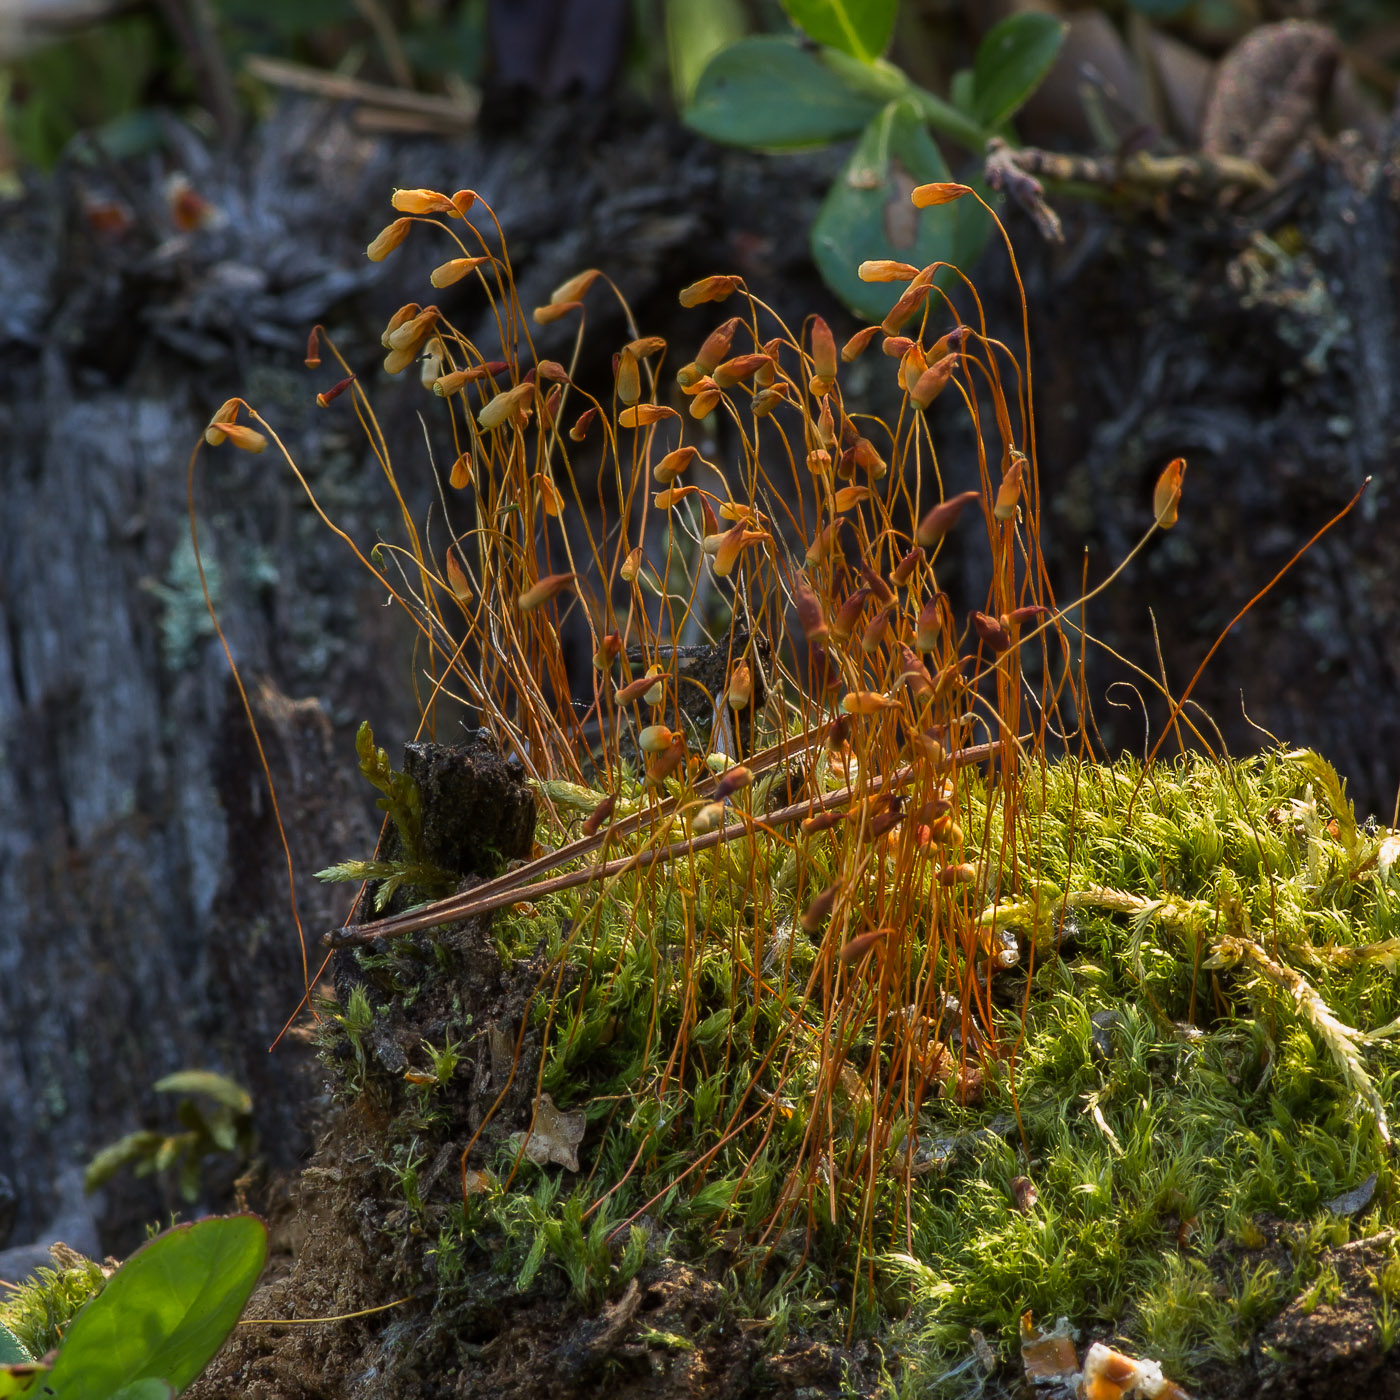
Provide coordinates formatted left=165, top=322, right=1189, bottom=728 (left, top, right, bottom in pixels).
left=0, top=1364, right=47, bottom=1398
left=971, top=12, right=1066, bottom=130
left=43, top=1215, right=267, bottom=1400
left=108, top=1382, right=174, bottom=1400
left=684, top=37, right=881, bottom=149
left=780, top=0, right=896, bottom=63
left=665, top=0, right=747, bottom=105
left=810, top=101, right=991, bottom=323
left=153, top=1071, right=252, bottom=1115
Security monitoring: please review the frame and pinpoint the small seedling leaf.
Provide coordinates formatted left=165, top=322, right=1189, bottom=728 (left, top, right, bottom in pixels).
left=153, top=1071, right=252, bottom=1115
left=685, top=37, right=881, bottom=149
left=84, top=1131, right=167, bottom=1193
left=811, top=101, right=989, bottom=322
left=780, top=0, right=896, bottom=63
left=41, top=1215, right=267, bottom=1400
left=971, top=13, right=1065, bottom=130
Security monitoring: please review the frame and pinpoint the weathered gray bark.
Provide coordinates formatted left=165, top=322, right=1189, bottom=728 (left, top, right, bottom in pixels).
left=0, top=90, right=1395, bottom=1263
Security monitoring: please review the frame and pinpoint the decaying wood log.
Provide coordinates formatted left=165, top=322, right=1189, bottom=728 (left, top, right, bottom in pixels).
left=0, top=87, right=1396, bottom=1264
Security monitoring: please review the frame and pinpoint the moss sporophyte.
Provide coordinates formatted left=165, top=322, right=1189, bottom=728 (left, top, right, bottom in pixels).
left=189, top=181, right=1394, bottom=1392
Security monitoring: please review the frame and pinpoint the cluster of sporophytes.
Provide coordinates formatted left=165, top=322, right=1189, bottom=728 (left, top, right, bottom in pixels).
left=194, top=182, right=1399, bottom=1390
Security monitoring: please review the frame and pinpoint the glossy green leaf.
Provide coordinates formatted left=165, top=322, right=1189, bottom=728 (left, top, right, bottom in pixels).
left=971, top=12, right=1066, bottom=130
left=0, top=1330, right=29, bottom=1368
left=685, top=37, right=883, bottom=149
left=107, top=1382, right=174, bottom=1400
left=780, top=0, right=896, bottom=62
left=810, top=101, right=990, bottom=323
left=42, top=1215, right=266, bottom=1400
left=0, top=1365, right=47, bottom=1398
left=153, top=1071, right=252, bottom=1115
left=665, top=0, right=747, bottom=105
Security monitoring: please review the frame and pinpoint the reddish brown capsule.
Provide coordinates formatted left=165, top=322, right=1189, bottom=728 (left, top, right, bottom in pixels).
left=863, top=801, right=902, bottom=840
left=882, top=335, right=915, bottom=360
left=619, top=404, right=677, bottom=428
left=517, top=572, right=576, bottom=612
left=615, top=347, right=641, bottom=405
left=805, top=520, right=843, bottom=568
left=757, top=337, right=783, bottom=387
left=581, top=794, right=616, bottom=837
left=801, top=809, right=845, bottom=836
left=1006, top=605, right=1049, bottom=628
left=304, top=326, right=322, bottom=368
left=432, top=256, right=490, bottom=287
left=971, top=611, right=1012, bottom=653
left=938, top=862, right=978, bottom=886
left=857, top=560, right=894, bottom=606
left=858, top=259, right=918, bottom=282
left=910, top=354, right=958, bottom=410
left=994, top=452, right=1025, bottom=521
left=916, top=490, right=981, bottom=549
left=852, top=438, right=886, bottom=478
left=645, top=734, right=687, bottom=784
left=366, top=218, right=411, bottom=262
left=824, top=715, right=852, bottom=754
left=800, top=882, right=839, bottom=933
left=392, top=187, right=457, bottom=216
left=751, top=385, right=789, bottom=418
left=927, top=325, right=973, bottom=361
left=593, top=633, right=622, bottom=670
left=713, top=765, right=753, bottom=800
left=910, top=182, right=973, bottom=207
left=548, top=268, right=603, bottom=306
left=830, top=586, right=873, bottom=644
left=316, top=374, right=355, bottom=408
left=808, top=315, right=837, bottom=397
left=860, top=603, right=896, bottom=655
left=1154, top=456, right=1186, bottom=529
left=881, top=279, right=933, bottom=336
left=533, top=300, right=582, bottom=325
left=714, top=353, right=772, bottom=388
left=569, top=406, right=598, bottom=442
left=679, top=275, right=740, bottom=308
left=841, top=325, right=881, bottom=362
left=695, top=317, right=741, bottom=373
left=899, top=646, right=934, bottom=697
left=615, top=671, right=664, bottom=706
left=839, top=929, right=889, bottom=964
left=792, top=576, right=829, bottom=645
left=890, top=545, right=924, bottom=587
left=914, top=595, right=948, bottom=653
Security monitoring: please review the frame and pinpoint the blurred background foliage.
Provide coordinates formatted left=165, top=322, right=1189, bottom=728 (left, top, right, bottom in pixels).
left=3, top=0, right=1397, bottom=190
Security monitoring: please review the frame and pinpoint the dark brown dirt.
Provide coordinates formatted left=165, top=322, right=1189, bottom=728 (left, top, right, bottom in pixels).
left=1192, top=1218, right=1400, bottom=1400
